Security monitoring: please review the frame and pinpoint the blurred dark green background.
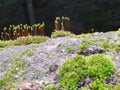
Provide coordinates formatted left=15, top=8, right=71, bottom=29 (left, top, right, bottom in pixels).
left=0, top=0, right=120, bottom=35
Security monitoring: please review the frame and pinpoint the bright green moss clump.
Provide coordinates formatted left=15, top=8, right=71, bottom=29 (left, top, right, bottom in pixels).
left=86, top=54, right=114, bottom=78
left=59, top=55, right=86, bottom=90
left=59, top=54, right=114, bottom=90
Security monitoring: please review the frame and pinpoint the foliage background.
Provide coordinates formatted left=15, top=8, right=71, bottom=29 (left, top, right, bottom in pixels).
left=0, top=0, right=120, bottom=35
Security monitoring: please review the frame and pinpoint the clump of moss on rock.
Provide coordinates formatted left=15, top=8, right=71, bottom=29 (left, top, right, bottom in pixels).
left=59, top=54, right=115, bottom=90
left=51, top=30, right=75, bottom=38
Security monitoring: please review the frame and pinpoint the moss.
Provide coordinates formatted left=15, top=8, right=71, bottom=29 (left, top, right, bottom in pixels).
left=89, top=79, right=113, bottom=90
left=0, top=40, right=14, bottom=48
left=14, top=35, right=49, bottom=45
left=51, top=30, right=75, bottom=38
left=0, top=36, right=49, bottom=49
left=21, top=48, right=34, bottom=57
left=65, top=45, right=76, bottom=53
left=0, top=55, right=27, bottom=89
left=75, top=33, right=94, bottom=38
left=44, top=84, right=58, bottom=90
left=79, top=87, right=90, bottom=90
left=39, top=50, right=53, bottom=58
left=59, top=55, right=86, bottom=90
left=98, top=38, right=115, bottom=51
left=113, top=83, right=120, bottom=90
left=117, top=28, right=120, bottom=37
left=59, top=54, right=114, bottom=90
left=79, top=37, right=120, bottom=52
left=86, top=54, right=114, bottom=78
left=79, top=40, right=95, bottom=51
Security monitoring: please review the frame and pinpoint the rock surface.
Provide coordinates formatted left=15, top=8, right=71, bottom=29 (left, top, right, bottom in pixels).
left=0, top=31, right=120, bottom=89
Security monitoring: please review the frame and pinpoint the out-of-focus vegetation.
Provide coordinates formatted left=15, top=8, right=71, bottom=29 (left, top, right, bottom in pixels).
left=1, top=23, right=45, bottom=40
left=0, top=35, right=49, bottom=48
left=51, top=30, right=75, bottom=38
left=55, top=17, right=70, bottom=31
